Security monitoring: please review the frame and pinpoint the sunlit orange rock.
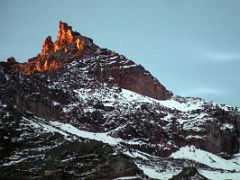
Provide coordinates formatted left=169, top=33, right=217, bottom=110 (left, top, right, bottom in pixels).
left=36, top=61, right=42, bottom=72
left=54, top=21, right=84, bottom=53
left=21, top=63, right=33, bottom=75
left=57, top=22, right=74, bottom=43
left=41, top=36, right=54, bottom=56
left=11, top=21, right=85, bottom=75
left=54, top=21, right=74, bottom=52
left=43, top=60, right=49, bottom=71
left=33, top=59, right=62, bottom=73
left=48, top=60, right=61, bottom=71
left=76, top=37, right=84, bottom=51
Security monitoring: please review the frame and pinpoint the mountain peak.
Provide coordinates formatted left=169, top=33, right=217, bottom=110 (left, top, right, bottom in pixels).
left=2, top=22, right=172, bottom=100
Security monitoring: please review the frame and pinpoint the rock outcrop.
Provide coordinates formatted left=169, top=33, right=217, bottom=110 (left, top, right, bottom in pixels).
left=16, top=91, right=62, bottom=120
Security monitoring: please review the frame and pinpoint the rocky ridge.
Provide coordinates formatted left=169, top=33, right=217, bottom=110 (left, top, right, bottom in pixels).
left=0, top=22, right=240, bottom=179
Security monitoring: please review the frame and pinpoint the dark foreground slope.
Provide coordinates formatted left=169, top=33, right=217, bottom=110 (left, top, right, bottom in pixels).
left=0, top=106, right=144, bottom=179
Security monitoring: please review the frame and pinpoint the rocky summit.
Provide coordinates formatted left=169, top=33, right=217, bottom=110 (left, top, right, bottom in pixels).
left=0, top=22, right=240, bottom=180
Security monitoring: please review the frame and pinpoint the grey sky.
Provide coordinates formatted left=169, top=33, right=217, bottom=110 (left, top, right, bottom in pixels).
left=0, top=0, right=239, bottom=106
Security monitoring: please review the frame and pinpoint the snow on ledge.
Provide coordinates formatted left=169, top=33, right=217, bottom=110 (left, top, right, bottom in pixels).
left=72, top=87, right=205, bottom=112
left=121, top=89, right=204, bottom=112
left=199, top=170, right=240, bottom=180
left=50, top=121, right=146, bottom=146
left=136, top=163, right=180, bottom=180
left=50, top=121, right=121, bottom=145
left=113, top=176, right=139, bottom=180
left=170, top=145, right=240, bottom=171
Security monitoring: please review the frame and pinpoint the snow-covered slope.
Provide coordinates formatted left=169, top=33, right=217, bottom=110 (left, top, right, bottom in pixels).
left=51, top=117, right=240, bottom=179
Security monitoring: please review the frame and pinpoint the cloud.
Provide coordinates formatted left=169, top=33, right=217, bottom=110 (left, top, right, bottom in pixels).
left=190, top=45, right=240, bottom=63
left=184, top=87, right=224, bottom=97
left=204, top=52, right=240, bottom=62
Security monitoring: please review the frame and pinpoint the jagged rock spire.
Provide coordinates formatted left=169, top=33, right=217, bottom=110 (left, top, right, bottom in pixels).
left=41, top=36, right=54, bottom=55
left=40, top=21, right=84, bottom=56
left=36, top=22, right=85, bottom=73
left=54, top=21, right=84, bottom=53
left=57, top=21, right=74, bottom=43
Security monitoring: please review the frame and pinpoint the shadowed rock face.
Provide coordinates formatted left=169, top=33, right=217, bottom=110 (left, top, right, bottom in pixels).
left=102, top=62, right=172, bottom=100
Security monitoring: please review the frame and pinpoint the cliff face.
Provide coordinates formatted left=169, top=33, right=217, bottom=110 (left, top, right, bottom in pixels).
left=102, top=62, right=172, bottom=100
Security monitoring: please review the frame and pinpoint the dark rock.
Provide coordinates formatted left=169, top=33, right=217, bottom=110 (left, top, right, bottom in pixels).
left=91, top=110, right=103, bottom=121
left=169, top=167, right=208, bottom=180
left=103, top=64, right=172, bottom=100
left=0, top=116, right=144, bottom=179
left=6, top=57, right=17, bottom=64
left=204, top=108, right=240, bottom=155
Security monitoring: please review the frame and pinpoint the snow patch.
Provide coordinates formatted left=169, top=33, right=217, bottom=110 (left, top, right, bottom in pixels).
left=113, top=176, right=139, bottom=180
left=220, top=123, right=234, bottom=131
left=23, top=117, right=70, bottom=138
left=200, top=170, right=240, bottom=180
left=159, top=98, right=204, bottom=112
left=121, top=89, right=204, bottom=112
left=136, top=164, right=180, bottom=180
left=170, top=145, right=240, bottom=171
left=50, top=121, right=121, bottom=145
